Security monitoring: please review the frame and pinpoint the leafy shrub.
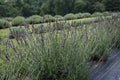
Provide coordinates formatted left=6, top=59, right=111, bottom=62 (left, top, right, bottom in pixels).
left=111, top=19, right=120, bottom=48
left=12, top=16, right=25, bottom=26
left=103, top=11, right=111, bottom=16
left=89, top=35, right=111, bottom=62
left=76, top=13, right=91, bottom=18
left=0, top=19, right=10, bottom=29
left=9, top=27, right=27, bottom=39
left=118, top=12, right=120, bottom=15
left=89, top=17, right=120, bottom=61
left=34, top=25, right=49, bottom=34
left=54, top=15, right=65, bottom=21
left=43, top=15, right=55, bottom=22
left=53, top=22, right=65, bottom=30
left=90, top=42, right=110, bottom=62
left=26, top=15, right=43, bottom=24
left=75, top=13, right=83, bottom=19
left=111, top=12, right=118, bottom=16
left=64, top=13, right=77, bottom=20
left=4, top=17, right=13, bottom=22
left=92, top=12, right=103, bottom=17
left=82, top=13, right=91, bottom=18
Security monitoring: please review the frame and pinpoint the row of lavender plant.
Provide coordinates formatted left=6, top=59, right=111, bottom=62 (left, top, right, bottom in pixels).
left=9, top=13, right=120, bottom=40
left=0, top=14, right=120, bottom=80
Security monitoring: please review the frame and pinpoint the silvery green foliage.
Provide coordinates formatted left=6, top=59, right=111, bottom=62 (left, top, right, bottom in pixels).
left=0, top=14, right=120, bottom=80
left=64, top=13, right=77, bottom=20
left=12, top=16, right=25, bottom=26
left=26, top=15, right=43, bottom=24
left=0, top=19, right=10, bottom=29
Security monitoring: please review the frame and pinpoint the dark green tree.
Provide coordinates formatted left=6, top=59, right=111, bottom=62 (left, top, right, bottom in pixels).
left=93, top=2, right=105, bottom=12
left=0, top=0, right=120, bottom=17
left=103, top=0, right=120, bottom=11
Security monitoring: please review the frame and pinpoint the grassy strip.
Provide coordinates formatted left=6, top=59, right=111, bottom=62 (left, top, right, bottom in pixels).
left=0, top=28, right=10, bottom=38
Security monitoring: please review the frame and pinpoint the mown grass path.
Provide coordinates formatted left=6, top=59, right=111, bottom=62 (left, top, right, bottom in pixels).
left=90, top=49, right=120, bottom=80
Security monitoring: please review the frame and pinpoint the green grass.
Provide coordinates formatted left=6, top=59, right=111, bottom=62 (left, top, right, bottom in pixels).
left=0, top=28, right=10, bottom=38
left=67, top=17, right=95, bottom=22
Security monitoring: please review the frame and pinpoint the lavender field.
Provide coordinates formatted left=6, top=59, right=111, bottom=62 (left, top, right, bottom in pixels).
left=0, top=13, right=120, bottom=80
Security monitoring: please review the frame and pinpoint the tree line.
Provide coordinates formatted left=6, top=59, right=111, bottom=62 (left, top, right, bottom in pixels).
left=0, top=0, right=120, bottom=17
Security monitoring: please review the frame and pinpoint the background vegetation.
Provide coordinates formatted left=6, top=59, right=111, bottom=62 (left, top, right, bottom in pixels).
left=0, top=0, right=120, bottom=17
